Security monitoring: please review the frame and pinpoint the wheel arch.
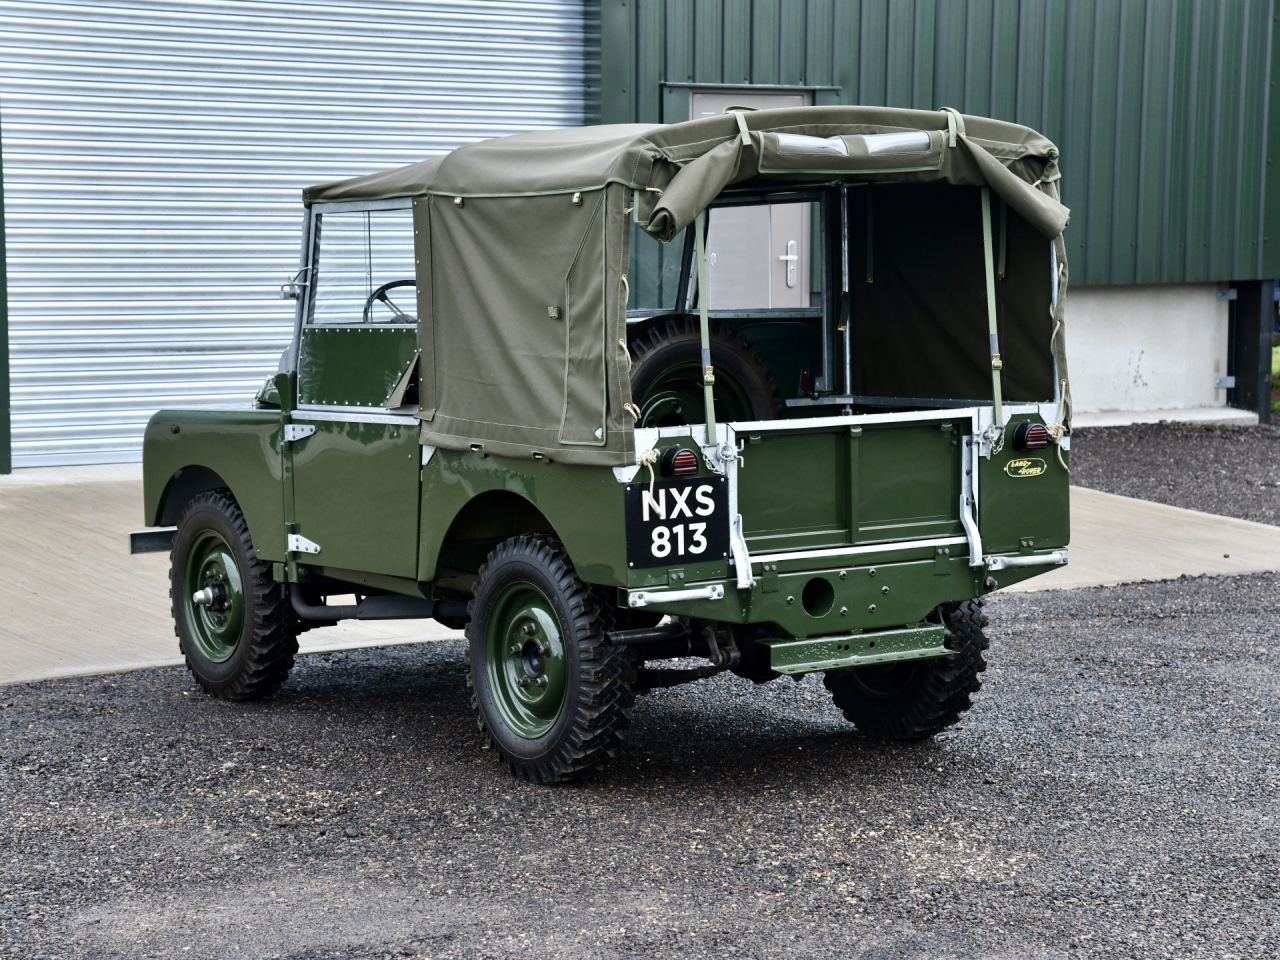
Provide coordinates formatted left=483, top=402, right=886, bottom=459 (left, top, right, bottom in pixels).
left=155, top=464, right=235, bottom=527
left=431, top=489, right=557, bottom=576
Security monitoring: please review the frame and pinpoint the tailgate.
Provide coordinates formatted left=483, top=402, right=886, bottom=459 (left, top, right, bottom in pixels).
left=734, top=412, right=967, bottom=557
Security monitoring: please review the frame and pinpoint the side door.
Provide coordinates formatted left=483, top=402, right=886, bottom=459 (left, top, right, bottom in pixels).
left=288, top=200, right=421, bottom=579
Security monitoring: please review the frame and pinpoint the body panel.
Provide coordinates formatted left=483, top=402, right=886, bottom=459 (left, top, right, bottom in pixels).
left=143, top=408, right=287, bottom=561
left=297, top=325, right=417, bottom=408
left=418, top=449, right=633, bottom=586
left=977, top=415, right=1071, bottom=555
left=290, top=418, right=420, bottom=578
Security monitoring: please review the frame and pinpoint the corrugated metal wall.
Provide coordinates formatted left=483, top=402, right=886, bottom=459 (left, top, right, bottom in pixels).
left=600, top=0, right=1280, bottom=286
left=0, top=0, right=595, bottom=467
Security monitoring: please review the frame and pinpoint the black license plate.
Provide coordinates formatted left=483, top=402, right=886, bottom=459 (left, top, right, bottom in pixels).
left=624, top=475, right=730, bottom=569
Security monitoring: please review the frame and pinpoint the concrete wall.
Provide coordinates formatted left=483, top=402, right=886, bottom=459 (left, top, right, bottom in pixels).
left=1064, top=284, right=1229, bottom=414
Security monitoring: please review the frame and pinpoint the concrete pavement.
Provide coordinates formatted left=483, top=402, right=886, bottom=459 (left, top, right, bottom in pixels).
left=1070, top=405, right=1259, bottom=428
left=0, top=464, right=458, bottom=685
left=1006, top=485, right=1280, bottom=591
left=2, top=466, right=1278, bottom=684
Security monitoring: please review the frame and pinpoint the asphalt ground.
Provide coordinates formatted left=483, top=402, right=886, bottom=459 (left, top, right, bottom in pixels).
left=3, top=423, right=1279, bottom=959
left=2, top=570, right=1278, bottom=959
left=1070, top=422, right=1280, bottom=526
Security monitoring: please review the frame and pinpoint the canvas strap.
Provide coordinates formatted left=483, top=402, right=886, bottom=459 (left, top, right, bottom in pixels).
left=938, top=107, right=965, bottom=147
left=694, top=212, right=717, bottom=446
left=981, top=187, right=1004, bottom=428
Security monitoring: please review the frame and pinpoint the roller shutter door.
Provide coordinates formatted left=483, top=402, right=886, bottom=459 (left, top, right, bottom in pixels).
left=0, top=0, right=594, bottom=466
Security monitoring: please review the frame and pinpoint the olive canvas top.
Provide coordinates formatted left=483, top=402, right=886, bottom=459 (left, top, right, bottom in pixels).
left=303, top=106, right=1070, bottom=467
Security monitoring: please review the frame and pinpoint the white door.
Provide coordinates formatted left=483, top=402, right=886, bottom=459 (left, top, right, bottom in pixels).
left=706, top=202, right=811, bottom=310
left=691, top=89, right=814, bottom=312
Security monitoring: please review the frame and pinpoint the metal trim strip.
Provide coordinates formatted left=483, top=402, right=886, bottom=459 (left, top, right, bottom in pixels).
left=752, top=534, right=969, bottom=566
left=292, top=406, right=419, bottom=426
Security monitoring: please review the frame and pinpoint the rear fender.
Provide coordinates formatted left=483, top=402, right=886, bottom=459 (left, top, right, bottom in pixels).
left=419, top=448, right=627, bottom=586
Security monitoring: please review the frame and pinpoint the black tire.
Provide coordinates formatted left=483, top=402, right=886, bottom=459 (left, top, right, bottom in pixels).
left=170, top=490, right=297, bottom=699
left=730, top=624, right=782, bottom=684
left=823, top=601, right=989, bottom=740
left=628, top=316, right=785, bottom=427
left=465, top=535, right=635, bottom=783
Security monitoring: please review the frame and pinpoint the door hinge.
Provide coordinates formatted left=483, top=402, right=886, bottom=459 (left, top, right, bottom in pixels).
left=284, top=424, right=316, bottom=442
left=287, top=533, right=321, bottom=555
left=1215, top=375, right=1235, bottom=389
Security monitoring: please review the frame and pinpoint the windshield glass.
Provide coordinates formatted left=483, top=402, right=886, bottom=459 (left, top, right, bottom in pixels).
left=309, top=207, right=416, bottom=325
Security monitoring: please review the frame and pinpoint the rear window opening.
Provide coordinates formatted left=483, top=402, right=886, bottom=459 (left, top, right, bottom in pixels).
left=627, top=179, right=1057, bottom=426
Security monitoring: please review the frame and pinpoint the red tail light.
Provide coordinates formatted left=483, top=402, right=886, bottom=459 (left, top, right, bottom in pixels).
left=661, top=445, right=700, bottom=477
left=1012, top=421, right=1050, bottom=451
left=671, top=448, right=700, bottom=475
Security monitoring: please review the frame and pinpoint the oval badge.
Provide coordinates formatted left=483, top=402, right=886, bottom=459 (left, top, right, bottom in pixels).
left=1005, top=457, right=1047, bottom=478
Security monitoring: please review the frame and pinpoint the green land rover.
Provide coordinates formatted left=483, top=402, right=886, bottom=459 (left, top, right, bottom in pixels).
left=133, top=106, right=1072, bottom=783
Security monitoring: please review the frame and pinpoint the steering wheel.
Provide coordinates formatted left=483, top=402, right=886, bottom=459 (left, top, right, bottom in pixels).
left=362, top=279, right=417, bottom=324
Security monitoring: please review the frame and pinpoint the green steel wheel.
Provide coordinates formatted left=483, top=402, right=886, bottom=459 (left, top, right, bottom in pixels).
left=483, top=582, right=569, bottom=739
left=181, top=528, right=245, bottom=664
left=629, top=316, right=784, bottom=428
left=170, top=490, right=297, bottom=700
left=824, top=601, right=990, bottom=741
left=466, top=534, right=635, bottom=783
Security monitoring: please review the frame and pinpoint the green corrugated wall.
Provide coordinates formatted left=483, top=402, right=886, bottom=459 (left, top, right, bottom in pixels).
left=600, top=0, right=1280, bottom=286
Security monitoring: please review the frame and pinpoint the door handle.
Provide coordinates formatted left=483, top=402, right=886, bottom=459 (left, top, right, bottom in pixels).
left=779, top=240, right=798, bottom=287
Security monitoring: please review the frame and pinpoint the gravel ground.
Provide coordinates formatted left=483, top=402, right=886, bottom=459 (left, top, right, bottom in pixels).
left=2, top=573, right=1278, bottom=959
left=1069, top=423, right=1280, bottom=525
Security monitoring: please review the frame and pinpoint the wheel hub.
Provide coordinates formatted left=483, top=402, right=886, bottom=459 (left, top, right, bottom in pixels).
left=521, top=638, right=548, bottom=681
left=197, top=574, right=231, bottom=623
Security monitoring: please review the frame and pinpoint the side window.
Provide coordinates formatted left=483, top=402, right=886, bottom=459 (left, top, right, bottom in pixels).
left=628, top=223, right=687, bottom=315
left=309, top=207, right=416, bottom=325
left=704, top=201, right=820, bottom=310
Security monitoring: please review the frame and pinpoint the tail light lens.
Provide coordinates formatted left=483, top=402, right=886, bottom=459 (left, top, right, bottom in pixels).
left=661, top=446, right=700, bottom=477
left=1011, top=421, right=1050, bottom=451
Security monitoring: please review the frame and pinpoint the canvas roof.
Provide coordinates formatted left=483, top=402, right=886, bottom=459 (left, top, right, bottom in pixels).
left=304, top=105, right=1069, bottom=240
left=302, top=106, right=1071, bottom=468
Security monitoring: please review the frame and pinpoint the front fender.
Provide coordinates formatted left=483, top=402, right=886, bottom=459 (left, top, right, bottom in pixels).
left=143, top=408, right=287, bottom=562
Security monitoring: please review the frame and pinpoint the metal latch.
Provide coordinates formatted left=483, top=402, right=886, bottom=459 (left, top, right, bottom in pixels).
left=284, top=424, right=316, bottom=442
left=1215, top=375, right=1235, bottom=389
left=287, top=533, right=321, bottom=555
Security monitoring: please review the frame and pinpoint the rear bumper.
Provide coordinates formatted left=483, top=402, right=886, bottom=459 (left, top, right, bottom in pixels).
left=623, top=547, right=1066, bottom=637
left=625, top=551, right=980, bottom=636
